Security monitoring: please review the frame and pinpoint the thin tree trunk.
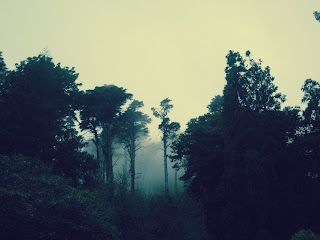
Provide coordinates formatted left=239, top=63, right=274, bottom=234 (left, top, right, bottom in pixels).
left=93, top=128, right=104, bottom=182
left=94, top=129, right=100, bottom=162
left=102, top=124, right=113, bottom=186
left=174, top=168, right=178, bottom=196
left=163, top=133, right=169, bottom=196
left=125, top=121, right=136, bottom=194
left=130, top=138, right=136, bottom=193
left=130, top=153, right=135, bottom=193
left=106, top=137, right=113, bottom=185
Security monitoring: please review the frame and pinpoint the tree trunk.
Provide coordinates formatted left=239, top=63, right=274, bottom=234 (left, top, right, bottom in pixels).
left=174, top=168, right=178, bottom=196
left=93, top=128, right=105, bottom=182
left=163, top=133, right=169, bottom=196
left=102, top=124, right=113, bottom=186
left=130, top=137, right=136, bottom=193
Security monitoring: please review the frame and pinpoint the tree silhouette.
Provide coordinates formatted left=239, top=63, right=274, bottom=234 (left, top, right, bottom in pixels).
left=117, top=100, right=151, bottom=193
left=0, top=53, right=95, bottom=185
left=79, top=85, right=132, bottom=185
left=152, top=98, right=180, bottom=195
left=314, top=11, right=320, bottom=22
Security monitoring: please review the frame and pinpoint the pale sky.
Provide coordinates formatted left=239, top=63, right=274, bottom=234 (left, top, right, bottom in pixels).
left=1, top=0, right=320, bottom=140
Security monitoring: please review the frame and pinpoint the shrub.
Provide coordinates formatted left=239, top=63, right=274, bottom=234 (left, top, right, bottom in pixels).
left=0, top=154, right=118, bottom=240
left=290, top=229, right=318, bottom=240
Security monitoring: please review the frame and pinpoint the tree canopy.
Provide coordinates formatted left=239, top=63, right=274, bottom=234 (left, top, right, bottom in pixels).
left=2, top=47, right=320, bottom=240
left=172, top=50, right=319, bottom=239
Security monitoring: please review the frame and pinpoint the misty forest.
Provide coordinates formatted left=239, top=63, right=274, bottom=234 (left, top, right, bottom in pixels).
left=1, top=10, right=320, bottom=240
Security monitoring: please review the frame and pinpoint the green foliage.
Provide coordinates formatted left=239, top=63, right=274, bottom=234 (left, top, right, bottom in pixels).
left=171, top=112, right=224, bottom=200
left=79, top=85, right=132, bottom=184
left=111, top=191, right=204, bottom=240
left=290, top=229, right=318, bottom=240
left=151, top=98, right=180, bottom=141
left=144, top=195, right=204, bottom=240
left=0, top=53, right=96, bottom=185
left=314, top=11, right=320, bottom=22
left=0, top=154, right=118, bottom=240
left=80, top=85, right=132, bottom=128
left=302, top=79, right=320, bottom=123
left=207, top=95, right=223, bottom=113
left=224, top=50, right=285, bottom=115
left=173, top=51, right=314, bottom=239
left=0, top=51, right=7, bottom=80
left=117, top=99, right=151, bottom=146
left=3, top=47, right=320, bottom=240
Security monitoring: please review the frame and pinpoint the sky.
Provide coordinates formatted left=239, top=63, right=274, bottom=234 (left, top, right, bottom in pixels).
left=1, top=0, right=320, bottom=140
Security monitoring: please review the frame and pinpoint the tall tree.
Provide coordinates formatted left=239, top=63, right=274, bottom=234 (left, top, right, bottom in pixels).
left=79, top=89, right=105, bottom=182
left=152, top=98, right=180, bottom=195
left=174, top=51, right=302, bottom=239
left=221, top=50, right=291, bottom=239
left=117, top=100, right=151, bottom=193
left=79, top=85, right=132, bottom=185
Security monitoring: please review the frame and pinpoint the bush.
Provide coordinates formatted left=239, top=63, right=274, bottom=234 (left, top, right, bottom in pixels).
left=0, top=154, right=118, bottom=240
left=290, top=229, right=318, bottom=240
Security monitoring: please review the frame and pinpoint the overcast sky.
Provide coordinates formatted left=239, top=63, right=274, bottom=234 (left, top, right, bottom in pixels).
left=1, top=0, right=320, bottom=140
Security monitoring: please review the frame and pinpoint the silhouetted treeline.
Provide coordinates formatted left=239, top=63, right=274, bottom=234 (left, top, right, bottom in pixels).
left=0, top=51, right=203, bottom=239
left=172, top=50, right=320, bottom=239
left=1, top=47, right=320, bottom=240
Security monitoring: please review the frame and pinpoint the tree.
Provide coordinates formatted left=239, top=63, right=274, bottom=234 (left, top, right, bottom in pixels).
left=207, top=95, right=223, bottom=113
left=117, top=100, right=151, bottom=193
left=294, top=79, right=320, bottom=182
left=152, top=98, right=180, bottom=195
left=302, top=79, right=320, bottom=124
left=171, top=111, right=224, bottom=237
left=223, top=50, right=285, bottom=117
left=314, top=11, right=320, bottom=22
left=286, top=79, right=320, bottom=233
left=79, top=85, right=132, bottom=185
left=79, top=89, right=105, bottom=182
left=0, top=54, right=79, bottom=156
left=221, top=50, right=294, bottom=239
left=0, top=53, right=95, bottom=185
left=174, top=51, right=302, bottom=239
left=0, top=51, right=7, bottom=81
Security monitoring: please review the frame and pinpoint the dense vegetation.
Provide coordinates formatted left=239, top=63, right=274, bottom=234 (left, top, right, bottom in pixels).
left=171, top=51, right=320, bottom=239
left=0, top=52, right=204, bottom=239
left=0, top=12, right=320, bottom=239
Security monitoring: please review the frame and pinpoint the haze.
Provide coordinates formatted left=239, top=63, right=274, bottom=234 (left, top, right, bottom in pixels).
left=1, top=0, right=320, bottom=138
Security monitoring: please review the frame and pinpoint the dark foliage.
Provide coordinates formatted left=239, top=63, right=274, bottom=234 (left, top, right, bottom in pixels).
left=2, top=48, right=320, bottom=240
left=172, top=51, right=320, bottom=239
left=0, top=155, right=118, bottom=240
left=0, top=54, right=96, bottom=186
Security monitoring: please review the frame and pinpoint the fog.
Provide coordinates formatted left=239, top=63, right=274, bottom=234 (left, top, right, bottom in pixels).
left=85, top=137, right=184, bottom=196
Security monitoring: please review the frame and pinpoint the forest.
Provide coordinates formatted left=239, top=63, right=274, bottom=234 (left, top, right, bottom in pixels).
left=0, top=10, right=320, bottom=240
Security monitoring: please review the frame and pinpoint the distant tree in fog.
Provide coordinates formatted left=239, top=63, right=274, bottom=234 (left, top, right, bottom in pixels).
left=117, top=100, right=151, bottom=193
left=151, top=98, right=180, bottom=196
